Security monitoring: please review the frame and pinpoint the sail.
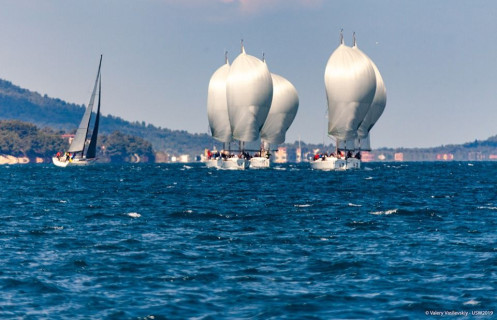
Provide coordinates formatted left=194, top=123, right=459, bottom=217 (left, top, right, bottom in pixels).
left=355, top=48, right=387, bottom=151
left=226, top=45, right=273, bottom=142
left=86, top=76, right=101, bottom=159
left=207, top=55, right=232, bottom=143
left=324, top=39, right=376, bottom=144
left=356, top=134, right=371, bottom=151
left=68, top=55, right=102, bottom=154
left=337, top=139, right=357, bottom=151
left=260, top=73, right=299, bottom=145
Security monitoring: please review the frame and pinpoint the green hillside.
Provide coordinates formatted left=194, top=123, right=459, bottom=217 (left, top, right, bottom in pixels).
left=0, top=79, right=215, bottom=156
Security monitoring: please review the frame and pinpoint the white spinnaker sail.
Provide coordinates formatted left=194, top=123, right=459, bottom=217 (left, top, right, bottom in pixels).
left=207, top=57, right=232, bottom=143
left=226, top=46, right=273, bottom=142
left=260, top=73, right=299, bottom=145
left=354, top=46, right=387, bottom=151
left=324, top=40, right=376, bottom=145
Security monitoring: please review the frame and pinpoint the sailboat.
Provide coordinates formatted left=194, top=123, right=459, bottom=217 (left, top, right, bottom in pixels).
left=310, top=31, right=376, bottom=170
left=224, top=42, right=273, bottom=170
left=205, top=52, right=232, bottom=169
left=250, top=72, right=299, bottom=168
left=52, top=55, right=102, bottom=167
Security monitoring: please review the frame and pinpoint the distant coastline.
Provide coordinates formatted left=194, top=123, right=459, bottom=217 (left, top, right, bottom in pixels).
left=2, top=78, right=497, bottom=164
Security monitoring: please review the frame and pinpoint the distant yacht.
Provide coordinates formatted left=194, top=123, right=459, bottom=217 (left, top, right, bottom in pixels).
left=225, top=43, right=273, bottom=170
left=205, top=42, right=273, bottom=170
left=53, top=55, right=102, bottom=167
left=250, top=72, right=299, bottom=169
left=311, top=31, right=386, bottom=170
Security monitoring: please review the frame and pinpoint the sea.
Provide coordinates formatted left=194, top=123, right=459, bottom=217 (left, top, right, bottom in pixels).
left=1, top=162, right=496, bottom=319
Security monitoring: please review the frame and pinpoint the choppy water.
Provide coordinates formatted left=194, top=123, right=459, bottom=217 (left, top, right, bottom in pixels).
left=1, top=162, right=496, bottom=319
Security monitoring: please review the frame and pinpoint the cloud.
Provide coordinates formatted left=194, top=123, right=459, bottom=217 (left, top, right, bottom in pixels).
left=158, top=0, right=323, bottom=15
left=236, top=0, right=323, bottom=15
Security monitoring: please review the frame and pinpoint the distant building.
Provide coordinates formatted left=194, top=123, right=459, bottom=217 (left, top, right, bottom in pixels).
left=61, top=133, right=75, bottom=144
left=296, top=147, right=302, bottom=163
left=436, top=154, right=454, bottom=161
left=468, top=152, right=484, bottom=161
left=274, top=147, right=287, bottom=163
left=394, top=153, right=403, bottom=161
left=361, top=151, right=374, bottom=162
left=179, top=155, right=189, bottom=163
left=155, top=151, right=169, bottom=163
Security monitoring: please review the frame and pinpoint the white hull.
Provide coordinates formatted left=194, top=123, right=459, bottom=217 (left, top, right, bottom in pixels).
left=52, top=157, right=95, bottom=167
left=346, top=158, right=361, bottom=169
left=205, top=158, right=221, bottom=168
left=310, top=157, right=347, bottom=171
left=249, top=157, right=270, bottom=169
left=220, top=157, right=249, bottom=170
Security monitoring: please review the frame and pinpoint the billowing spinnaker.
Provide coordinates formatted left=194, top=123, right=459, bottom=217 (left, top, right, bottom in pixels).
left=226, top=47, right=273, bottom=142
left=324, top=44, right=376, bottom=142
left=207, top=60, right=232, bottom=143
left=356, top=58, right=387, bottom=150
left=260, top=73, right=299, bottom=145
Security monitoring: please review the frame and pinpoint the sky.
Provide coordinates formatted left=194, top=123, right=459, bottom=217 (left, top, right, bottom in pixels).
left=1, top=0, right=496, bottom=149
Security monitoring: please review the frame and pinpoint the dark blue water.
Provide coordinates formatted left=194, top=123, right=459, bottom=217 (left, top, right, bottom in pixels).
left=1, top=162, right=496, bottom=319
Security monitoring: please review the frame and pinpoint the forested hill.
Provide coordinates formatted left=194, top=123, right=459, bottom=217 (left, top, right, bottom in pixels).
left=0, top=78, right=213, bottom=156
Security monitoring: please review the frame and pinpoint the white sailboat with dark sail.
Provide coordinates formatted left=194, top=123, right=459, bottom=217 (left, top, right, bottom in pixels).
left=53, top=55, right=102, bottom=167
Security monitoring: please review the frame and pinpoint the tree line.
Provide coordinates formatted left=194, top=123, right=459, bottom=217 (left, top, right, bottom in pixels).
left=0, top=120, right=155, bottom=162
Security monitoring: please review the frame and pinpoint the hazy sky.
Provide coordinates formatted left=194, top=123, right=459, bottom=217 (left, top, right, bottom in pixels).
left=1, top=0, right=496, bottom=148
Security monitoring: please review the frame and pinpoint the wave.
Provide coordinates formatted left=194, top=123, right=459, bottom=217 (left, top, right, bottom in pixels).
left=127, top=212, right=141, bottom=218
left=463, top=299, right=480, bottom=306
left=477, top=206, right=497, bottom=210
left=348, top=203, right=362, bottom=207
left=370, top=209, right=398, bottom=215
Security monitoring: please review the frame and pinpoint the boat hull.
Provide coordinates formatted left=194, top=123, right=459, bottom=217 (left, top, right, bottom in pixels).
left=220, top=157, right=249, bottom=170
left=52, top=157, right=95, bottom=167
left=310, top=157, right=347, bottom=171
left=346, top=158, right=361, bottom=169
left=204, top=158, right=221, bottom=168
left=249, top=157, right=270, bottom=169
